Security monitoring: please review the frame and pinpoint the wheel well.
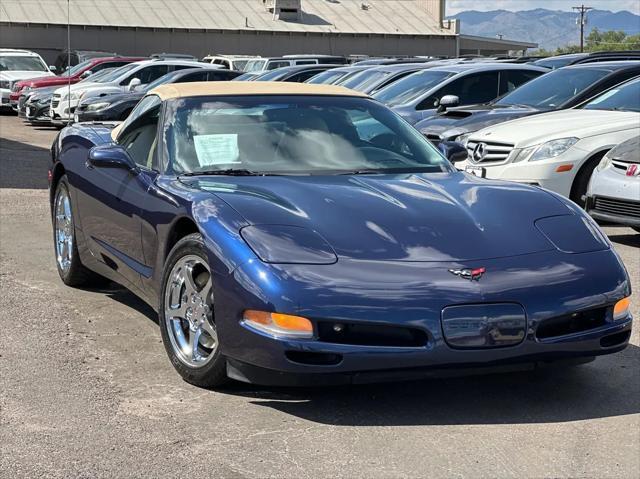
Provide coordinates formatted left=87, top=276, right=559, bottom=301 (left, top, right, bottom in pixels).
left=570, top=149, right=609, bottom=198
left=165, top=218, right=199, bottom=259
left=49, top=163, right=66, bottom=206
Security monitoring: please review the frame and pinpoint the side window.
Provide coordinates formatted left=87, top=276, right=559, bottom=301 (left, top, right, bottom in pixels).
left=207, top=71, right=239, bottom=81
left=267, top=61, right=291, bottom=70
left=295, top=60, right=317, bottom=65
left=170, top=65, right=195, bottom=73
left=500, top=70, right=541, bottom=94
left=92, top=61, right=124, bottom=73
left=116, top=95, right=162, bottom=169
left=122, top=65, right=169, bottom=85
left=417, top=72, right=500, bottom=110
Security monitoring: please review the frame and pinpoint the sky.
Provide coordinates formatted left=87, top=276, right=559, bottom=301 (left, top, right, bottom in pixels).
left=446, top=1, right=640, bottom=15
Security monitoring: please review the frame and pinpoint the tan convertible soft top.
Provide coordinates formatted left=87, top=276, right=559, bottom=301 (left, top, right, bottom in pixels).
left=149, top=81, right=368, bottom=100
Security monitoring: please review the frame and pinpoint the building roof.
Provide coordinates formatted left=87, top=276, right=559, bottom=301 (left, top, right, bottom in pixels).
left=149, top=81, right=368, bottom=100
left=0, top=0, right=455, bottom=36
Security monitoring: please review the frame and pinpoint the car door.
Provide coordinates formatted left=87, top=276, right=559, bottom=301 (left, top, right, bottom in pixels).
left=79, top=95, right=161, bottom=289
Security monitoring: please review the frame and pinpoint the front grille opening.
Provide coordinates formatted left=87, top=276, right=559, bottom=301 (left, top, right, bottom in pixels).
left=285, top=351, right=342, bottom=366
left=317, top=321, right=428, bottom=347
left=600, top=330, right=631, bottom=348
left=536, top=307, right=607, bottom=339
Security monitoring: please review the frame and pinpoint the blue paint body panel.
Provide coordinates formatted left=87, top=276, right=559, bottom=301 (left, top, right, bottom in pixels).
left=50, top=111, right=632, bottom=386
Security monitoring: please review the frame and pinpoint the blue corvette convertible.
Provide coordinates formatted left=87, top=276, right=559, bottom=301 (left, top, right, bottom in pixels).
left=50, top=82, right=632, bottom=387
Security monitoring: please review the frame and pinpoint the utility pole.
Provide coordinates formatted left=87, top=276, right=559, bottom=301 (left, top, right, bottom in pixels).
left=572, top=5, right=593, bottom=53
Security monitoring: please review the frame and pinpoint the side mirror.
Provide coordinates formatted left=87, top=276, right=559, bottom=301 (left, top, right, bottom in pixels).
left=80, top=70, right=93, bottom=79
left=49, top=65, right=57, bottom=73
left=88, top=144, right=138, bottom=172
left=128, top=78, right=142, bottom=91
left=437, top=95, right=459, bottom=113
left=438, top=140, right=468, bottom=163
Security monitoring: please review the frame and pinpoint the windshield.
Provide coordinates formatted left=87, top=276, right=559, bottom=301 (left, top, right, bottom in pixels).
left=164, top=96, right=451, bottom=175
left=232, top=60, right=249, bottom=71
left=373, top=70, right=454, bottom=106
left=582, top=78, right=640, bottom=112
left=495, top=68, right=612, bottom=109
left=340, top=70, right=391, bottom=91
left=253, top=69, right=289, bottom=81
left=0, top=55, right=48, bottom=72
left=306, top=70, right=349, bottom=84
left=61, top=59, right=93, bottom=77
left=89, top=63, right=138, bottom=83
left=244, top=59, right=267, bottom=72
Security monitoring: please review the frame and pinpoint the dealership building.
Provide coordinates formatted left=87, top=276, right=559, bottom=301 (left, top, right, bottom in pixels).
left=1, top=0, right=536, bottom=62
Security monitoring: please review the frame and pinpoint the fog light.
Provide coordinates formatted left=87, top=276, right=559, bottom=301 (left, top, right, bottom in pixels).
left=243, top=310, right=313, bottom=338
left=613, top=297, right=631, bottom=321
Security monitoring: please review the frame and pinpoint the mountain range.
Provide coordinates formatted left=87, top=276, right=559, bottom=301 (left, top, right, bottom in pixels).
left=448, top=8, right=640, bottom=50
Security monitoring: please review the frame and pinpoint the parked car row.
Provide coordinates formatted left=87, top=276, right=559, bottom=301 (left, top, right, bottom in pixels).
left=6, top=47, right=639, bottom=231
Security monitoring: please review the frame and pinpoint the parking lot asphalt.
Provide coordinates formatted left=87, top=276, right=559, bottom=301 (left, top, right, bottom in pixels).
left=0, top=113, right=638, bottom=478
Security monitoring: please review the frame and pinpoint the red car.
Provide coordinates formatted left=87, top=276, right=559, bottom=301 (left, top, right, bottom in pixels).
left=9, top=56, right=146, bottom=107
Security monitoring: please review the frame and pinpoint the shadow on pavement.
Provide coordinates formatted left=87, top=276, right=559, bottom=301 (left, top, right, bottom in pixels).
left=608, top=231, right=640, bottom=248
left=219, top=344, right=640, bottom=425
left=0, top=137, right=51, bottom=189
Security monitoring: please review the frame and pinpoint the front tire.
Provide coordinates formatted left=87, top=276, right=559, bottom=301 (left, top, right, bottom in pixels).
left=159, top=233, right=227, bottom=388
left=52, top=176, right=101, bottom=286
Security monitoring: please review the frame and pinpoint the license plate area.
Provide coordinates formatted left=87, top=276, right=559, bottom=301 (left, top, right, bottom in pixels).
left=442, top=303, right=526, bottom=349
left=465, top=165, right=485, bottom=178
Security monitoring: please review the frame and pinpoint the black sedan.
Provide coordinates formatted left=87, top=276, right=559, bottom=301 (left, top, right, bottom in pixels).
left=75, top=67, right=241, bottom=122
left=415, top=61, right=640, bottom=159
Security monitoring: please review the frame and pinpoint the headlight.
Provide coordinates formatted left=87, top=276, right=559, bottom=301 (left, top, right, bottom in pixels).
left=597, top=154, right=612, bottom=171
left=85, top=101, right=111, bottom=112
left=613, top=297, right=631, bottom=321
left=529, top=138, right=579, bottom=162
left=241, top=225, right=337, bottom=264
left=511, top=146, right=536, bottom=163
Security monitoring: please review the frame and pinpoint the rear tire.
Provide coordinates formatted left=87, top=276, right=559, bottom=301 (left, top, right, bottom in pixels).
left=159, top=233, right=228, bottom=388
left=52, top=176, right=103, bottom=286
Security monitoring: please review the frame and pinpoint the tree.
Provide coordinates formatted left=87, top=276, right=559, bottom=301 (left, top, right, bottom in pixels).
left=534, top=29, right=640, bottom=55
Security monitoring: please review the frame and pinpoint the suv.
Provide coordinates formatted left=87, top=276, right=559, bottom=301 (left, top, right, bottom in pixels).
left=10, top=56, right=145, bottom=109
left=0, top=49, right=53, bottom=111
left=373, top=63, right=547, bottom=125
left=534, top=51, right=640, bottom=70
left=52, top=50, right=117, bottom=73
left=202, top=55, right=259, bottom=71
left=243, top=55, right=347, bottom=73
left=49, top=59, right=211, bottom=124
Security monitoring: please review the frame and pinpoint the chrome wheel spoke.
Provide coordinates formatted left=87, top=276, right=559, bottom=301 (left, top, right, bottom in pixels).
left=164, top=254, right=217, bottom=368
left=189, top=327, right=203, bottom=362
left=54, top=188, right=74, bottom=274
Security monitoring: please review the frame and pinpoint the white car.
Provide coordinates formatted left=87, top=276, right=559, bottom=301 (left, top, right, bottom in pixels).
left=0, top=49, right=53, bottom=110
left=49, top=59, right=212, bottom=124
left=586, top=136, right=640, bottom=232
left=460, top=77, right=640, bottom=205
left=201, top=55, right=258, bottom=71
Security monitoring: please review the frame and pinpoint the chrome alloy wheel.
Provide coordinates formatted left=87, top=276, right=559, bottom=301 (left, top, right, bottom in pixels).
left=164, top=255, right=218, bottom=368
left=54, top=186, right=74, bottom=274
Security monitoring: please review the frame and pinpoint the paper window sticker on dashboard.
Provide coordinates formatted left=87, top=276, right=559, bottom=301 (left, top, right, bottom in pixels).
left=193, top=134, right=241, bottom=166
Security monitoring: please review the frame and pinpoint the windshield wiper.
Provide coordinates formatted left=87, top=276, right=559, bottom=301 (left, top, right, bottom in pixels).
left=180, top=168, right=261, bottom=177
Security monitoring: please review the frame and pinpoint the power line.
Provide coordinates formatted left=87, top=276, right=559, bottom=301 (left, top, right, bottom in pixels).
left=573, top=5, right=593, bottom=53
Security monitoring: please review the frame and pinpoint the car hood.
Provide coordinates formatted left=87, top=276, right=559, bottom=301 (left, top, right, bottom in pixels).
left=471, top=109, right=640, bottom=148
left=0, top=71, right=53, bottom=82
left=416, top=105, right=541, bottom=140
left=84, top=91, right=143, bottom=105
left=190, top=172, right=567, bottom=262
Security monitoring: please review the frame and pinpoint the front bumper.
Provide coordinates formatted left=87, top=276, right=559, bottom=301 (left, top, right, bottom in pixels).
left=25, top=102, right=52, bottom=124
left=214, top=249, right=632, bottom=385
left=586, top=166, right=640, bottom=227
left=460, top=147, right=589, bottom=198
